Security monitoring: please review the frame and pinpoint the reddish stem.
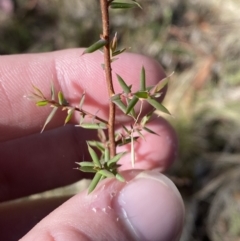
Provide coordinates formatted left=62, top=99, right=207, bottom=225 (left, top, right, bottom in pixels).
left=100, top=0, right=116, bottom=158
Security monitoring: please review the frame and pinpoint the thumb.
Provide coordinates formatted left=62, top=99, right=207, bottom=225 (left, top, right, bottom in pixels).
left=21, top=171, right=184, bottom=241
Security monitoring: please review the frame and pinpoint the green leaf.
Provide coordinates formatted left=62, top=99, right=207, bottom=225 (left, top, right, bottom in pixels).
left=116, top=136, right=139, bottom=146
left=78, top=162, right=95, bottom=167
left=79, top=123, right=107, bottom=129
left=104, top=148, right=110, bottom=162
left=112, top=99, right=127, bottom=113
left=32, top=85, right=45, bottom=99
left=98, top=170, right=115, bottom=178
left=126, top=98, right=136, bottom=118
left=143, top=127, right=159, bottom=135
left=83, top=39, right=107, bottom=55
left=58, top=91, right=64, bottom=105
left=122, top=125, right=131, bottom=134
left=87, top=144, right=101, bottom=168
left=140, top=110, right=155, bottom=126
left=41, top=106, right=58, bottom=133
left=110, top=32, right=118, bottom=52
left=79, top=92, right=86, bottom=110
left=136, top=129, right=145, bottom=140
left=58, top=91, right=68, bottom=106
left=51, top=82, right=55, bottom=101
left=116, top=74, right=131, bottom=94
left=112, top=48, right=126, bottom=57
left=126, top=96, right=138, bottom=114
left=116, top=173, right=125, bottom=182
left=64, top=108, right=74, bottom=125
left=36, top=100, right=48, bottom=106
left=134, top=91, right=148, bottom=99
left=88, top=173, right=102, bottom=194
left=107, top=152, right=126, bottom=167
left=110, top=2, right=141, bottom=9
left=88, top=141, right=105, bottom=152
left=131, top=132, right=135, bottom=167
left=150, top=73, right=173, bottom=94
left=147, top=99, right=171, bottom=115
left=140, top=67, right=146, bottom=91
left=131, top=0, right=142, bottom=9
left=79, top=166, right=96, bottom=173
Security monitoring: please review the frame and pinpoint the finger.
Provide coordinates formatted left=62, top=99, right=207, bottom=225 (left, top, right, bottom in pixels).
left=17, top=171, right=184, bottom=241
left=0, top=117, right=177, bottom=202
left=0, top=49, right=166, bottom=142
left=0, top=196, right=70, bottom=241
left=0, top=125, right=95, bottom=202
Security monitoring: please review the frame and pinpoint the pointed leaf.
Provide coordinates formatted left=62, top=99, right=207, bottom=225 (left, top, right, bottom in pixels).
left=126, top=97, right=136, bottom=118
left=131, top=132, right=135, bottom=167
left=87, top=144, right=101, bottom=168
left=104, top=148, right=110, bottom=162
left=110, top=2, right=140, bottom=9
left=51, top=82, right=55, bottom=101
left=79, top=92, right=86, bottom=110
left=122, top=125, right=131, bottom=134
left=79, top=123, right=107, bottom=129
left=32, top=85, right=45, bottom=99
left=36, top=100, right=48, bottom=106
left=136, top=129, right=145, bottom=140
left=150, top=73, right=173, bottom=94
left=140, top=67, right=146, bottom=91
left=79, top=162, right=95, bottom=167
left=64, top=108, right=74, bottom=125
left=140, top=110, right=155, bottom=126
left=112, top=98, right=127, bottom=113
left=112, top=48, right=126, bottom=57
left=41, top=106, right=58, bottom=133
left=107, top=152, right=126, bottom=167
left=116, top=173, right=125, bottom=182
left=147, top=99, right=171, bottom=115
left=88, top=141, right=105, bottom=152
left=110, top=32, right=118, bottom=52
left=58, top=91, right=68, bottom=106
left=88, top=173, right=102, bottom=194
left=116, top=136, right=139, bottom=146
left=126, top=96, right=138, bottom=115
left=98, top=170, right=115, bottom=178
left=143, top=127, right=159, bottom=135
left=58, top=91, right=64, bottom=105
left=134, top=91, right=148, bottom=99
left=79, top=166, right=96, bottom=173
left=83, top=39, right=107, bottom=55
left=116, top=74, right=131, bottom=94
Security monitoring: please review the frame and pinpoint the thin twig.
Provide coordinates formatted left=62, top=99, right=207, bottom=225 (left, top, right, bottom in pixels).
left=46, top=100, right=108, bottom=125
left=100, top=0, right=116, bottom=158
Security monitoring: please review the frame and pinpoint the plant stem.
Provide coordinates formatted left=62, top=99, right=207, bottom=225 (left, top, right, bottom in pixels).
left=100, top=0, right=116, bottom=158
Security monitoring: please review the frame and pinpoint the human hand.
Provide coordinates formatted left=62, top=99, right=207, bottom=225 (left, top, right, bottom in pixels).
left=0, top=49, right=184, bottom=241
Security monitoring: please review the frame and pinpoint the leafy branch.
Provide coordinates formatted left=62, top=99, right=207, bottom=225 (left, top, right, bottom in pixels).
left=27, top=0, right=172, bottom=193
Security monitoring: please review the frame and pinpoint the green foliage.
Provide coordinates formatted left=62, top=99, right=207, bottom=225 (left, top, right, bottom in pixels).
left=82, top=39, right=107, bottom=55
left=109, top=0, right=142, bottom=9
left=76, top=142, right=126, bottom=193
left=28, top=0, right=171, bottom=194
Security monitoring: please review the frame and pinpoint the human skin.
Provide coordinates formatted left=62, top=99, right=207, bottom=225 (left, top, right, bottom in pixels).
left=0, top=49, right=184, bottom=241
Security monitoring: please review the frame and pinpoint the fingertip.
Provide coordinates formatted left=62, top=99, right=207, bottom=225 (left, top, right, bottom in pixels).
left=114, top=171, right=185, bottom=241
left=20, top=171, right=184, bottom=241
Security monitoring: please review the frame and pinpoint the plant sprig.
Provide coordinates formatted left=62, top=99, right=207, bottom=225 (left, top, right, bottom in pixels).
left=27, top=0, right=172, bottom=193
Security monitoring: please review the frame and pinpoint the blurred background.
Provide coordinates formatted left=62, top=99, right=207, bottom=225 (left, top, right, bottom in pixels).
left=1, top=0, right=240, bottom=240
